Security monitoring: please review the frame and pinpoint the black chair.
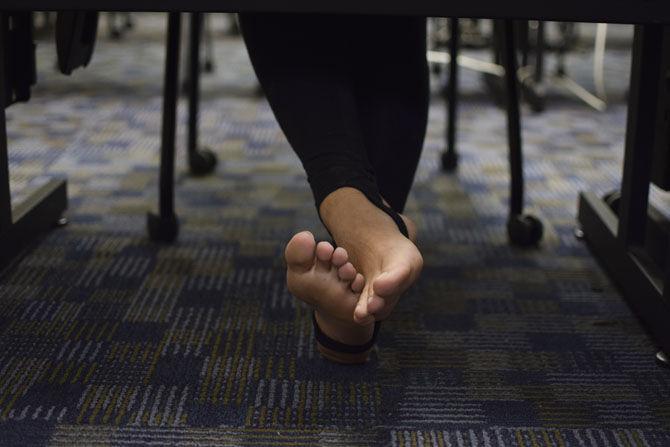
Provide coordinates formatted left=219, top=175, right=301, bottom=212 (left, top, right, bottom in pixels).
left=442, top=19, right=544, bottom=247
left=54, top=12, right=216, bottom=243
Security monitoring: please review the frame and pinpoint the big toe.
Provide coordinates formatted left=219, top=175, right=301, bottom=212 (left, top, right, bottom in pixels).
left=285, top=231, right=316, bottom=272
left=372, top=263, right=413, bottom=299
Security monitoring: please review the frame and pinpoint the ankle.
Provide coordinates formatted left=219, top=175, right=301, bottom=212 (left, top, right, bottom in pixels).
left=319, top=187, right=366, bottom=226
left=319, top=188, right=401, bottom=239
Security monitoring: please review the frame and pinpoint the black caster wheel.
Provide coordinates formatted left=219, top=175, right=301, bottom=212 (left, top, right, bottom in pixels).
left=441, top=150, right=458, bottom=172
left=603, top=190, right=621, bottom=214
left=657, top=351, right=669, bottom=367
left=507, top=214, right=543, bottom=247
left=189, top=148, right=218, bottom=176
left=521, top=79, right=546, bottom=113
left=147, top=212, right=179, bottom=243
left=203, top=60, right=215, bottom=73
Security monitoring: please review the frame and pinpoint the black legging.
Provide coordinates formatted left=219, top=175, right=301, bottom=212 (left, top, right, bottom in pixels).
left=239, top=13, right=429, bottom=223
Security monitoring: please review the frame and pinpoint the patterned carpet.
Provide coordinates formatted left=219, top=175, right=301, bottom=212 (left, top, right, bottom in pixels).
left=1, top=15, right=669, bottom=446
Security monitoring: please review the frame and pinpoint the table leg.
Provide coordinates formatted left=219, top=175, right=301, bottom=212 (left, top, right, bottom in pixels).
left=578, top=24, right=670, bottom=356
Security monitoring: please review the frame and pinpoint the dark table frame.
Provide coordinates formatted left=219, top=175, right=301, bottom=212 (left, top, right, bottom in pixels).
left=3, top=1, right=670, bottom=25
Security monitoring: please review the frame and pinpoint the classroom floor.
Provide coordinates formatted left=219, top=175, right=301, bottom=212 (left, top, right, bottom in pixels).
left=0, top=15, right=669, bottom=446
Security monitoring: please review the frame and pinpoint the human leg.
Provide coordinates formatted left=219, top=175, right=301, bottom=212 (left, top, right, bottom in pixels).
left=239, top=13, right=424, bottom=361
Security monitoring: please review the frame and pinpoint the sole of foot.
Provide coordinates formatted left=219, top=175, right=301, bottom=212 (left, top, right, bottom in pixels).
left=284, top=230, right=375, bottom=364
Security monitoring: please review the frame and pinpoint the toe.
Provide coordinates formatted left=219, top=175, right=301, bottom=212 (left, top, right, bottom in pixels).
left=330, top=247, right=349, bottom=268
left=284, top=231, right=316, bottom=273
left=351, top=273, right=365, bottom=293
left=372, top=264, right=412, bottom=298
left=315, top=241, right=335, bottom=272
left=367, top=295, right=386, bottom=315
left=353, top=287, right=374, bottom=325
left=337, top=262, right=356, bottom=282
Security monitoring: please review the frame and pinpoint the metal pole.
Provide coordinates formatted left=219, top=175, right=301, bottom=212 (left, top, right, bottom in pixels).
left=159, top=12, right=181, bottom=219
left=500, top=20, right=524, bottom=216
left=187, top=12, right=201, bottom=161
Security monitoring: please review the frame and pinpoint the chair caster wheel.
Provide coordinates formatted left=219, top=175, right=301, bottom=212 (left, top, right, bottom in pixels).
left=189, top=148, right=218, bottom=176
left=147, top=212, right=179, bottom=242
left=441, top=150, right=458, bottom=172
left=203, top=60, right=215, bottom=73
left=657, top=350, right=669, bottom=367
left=507, top=214, right=543, bottom=247
left=603, top=190, right=621, bottom=214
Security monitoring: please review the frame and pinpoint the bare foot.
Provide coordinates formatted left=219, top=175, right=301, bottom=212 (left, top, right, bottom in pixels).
left=284, top=231, right=375, bottom=363
left=319, top=187, right=423, bottom=326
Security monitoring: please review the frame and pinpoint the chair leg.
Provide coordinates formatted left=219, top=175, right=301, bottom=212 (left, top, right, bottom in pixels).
left=203, top=13, right=216, bottom=73
left=482, top=20, right=507, bottom=108
left=520, top=20, right=546, bottom=112
left=187, top=12, right=217, bottom=176
left=441, top=18, right=459, bottom=172
left=499, top=19, right=543, bottom=247
left=147, top=12, right=181, bottom=242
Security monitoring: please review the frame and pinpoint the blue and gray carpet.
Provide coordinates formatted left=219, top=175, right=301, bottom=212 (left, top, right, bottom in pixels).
left=0, top=16, right=668, bottom=446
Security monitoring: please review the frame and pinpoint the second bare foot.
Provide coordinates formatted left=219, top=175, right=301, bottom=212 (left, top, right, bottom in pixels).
left=319, top=187, right=424, bottom=325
